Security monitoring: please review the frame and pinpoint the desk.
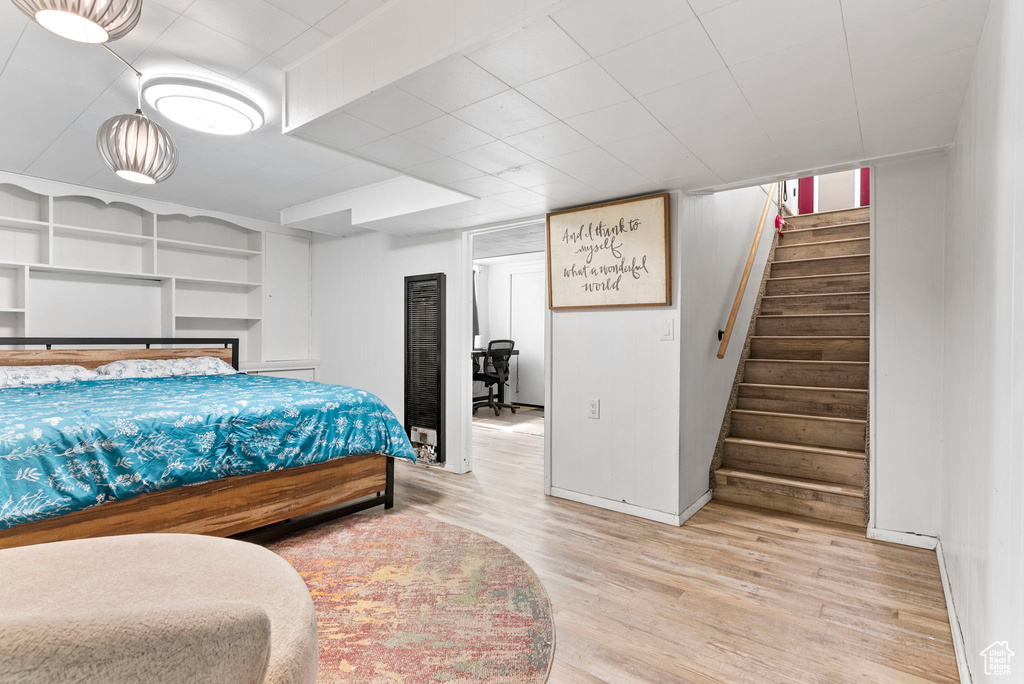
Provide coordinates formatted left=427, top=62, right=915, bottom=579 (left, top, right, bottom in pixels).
left=472, top=349, right=519, bottom=406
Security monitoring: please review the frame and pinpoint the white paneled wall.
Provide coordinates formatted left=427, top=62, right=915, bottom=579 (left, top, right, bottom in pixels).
left=940, top=0, right=1024, bottom=676
left=311, top=229, right=467, bottom=471
left=872, top=153, right=946, bottom=537
left=549, top=186, right=772, bottom=521
left=677, top=186, right=775, bottom=509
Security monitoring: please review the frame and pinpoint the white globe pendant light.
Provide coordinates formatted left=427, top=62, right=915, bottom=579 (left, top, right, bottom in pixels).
left=97, top=109, right=178, bottom=184
left=11, top=0, right=142, bottom=44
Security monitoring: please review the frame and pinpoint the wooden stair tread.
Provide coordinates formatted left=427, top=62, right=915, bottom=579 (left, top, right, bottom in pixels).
left=723, top=436, right=866, bottom=459
left=750, top=335, right=869, bottom=339
left=730, top=408, right=866, bottom=425
left=716, top=467, right=865, bottom=498
left=739, top=381, right=868, bottom=394
left=771, top=253, right=869, bottom=265
left=757, top=313, right=867, bottom=318
left=784, top=206, right=869, bottom=220
left=782, top=220, right=869, bottom=234
left=761, top=292, right=867, bottom=300
left=747, top=358, right=868, bottom=366
left=776, top=236, right=869, bottom=247
left=768, top=271, right=870, bottom=282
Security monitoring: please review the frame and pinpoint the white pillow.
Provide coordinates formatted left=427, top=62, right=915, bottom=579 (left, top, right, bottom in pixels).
left=0, top=364, right=99, bottom=388
left=94, top=356, right=237, bottom=380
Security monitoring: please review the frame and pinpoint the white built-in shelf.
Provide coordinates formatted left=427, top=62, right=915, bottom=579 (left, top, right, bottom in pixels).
left=0, top=182, right=269, bottom=362
left=173, top=276, right=261, bottom=288
left=157, top=237, right=261, bottom=257
left=175, top=314, right=262, bottom=321
left=53, top=223, right=154, bottom=245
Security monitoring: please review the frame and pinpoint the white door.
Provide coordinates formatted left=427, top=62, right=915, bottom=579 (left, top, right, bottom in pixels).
left=509, top=270, right=545, bottom=406
left=264, top=233, right=310, bottom=361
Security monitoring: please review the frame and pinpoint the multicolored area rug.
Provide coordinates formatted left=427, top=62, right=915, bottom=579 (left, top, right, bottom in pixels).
left=267, top=514, right=554, bottom=684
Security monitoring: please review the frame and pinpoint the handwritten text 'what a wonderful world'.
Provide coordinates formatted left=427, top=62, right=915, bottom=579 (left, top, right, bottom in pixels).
left=560, top=217, right=650, bottom=293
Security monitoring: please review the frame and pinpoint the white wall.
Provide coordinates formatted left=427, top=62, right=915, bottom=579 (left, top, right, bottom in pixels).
left=940, top=0, right=1024, bottom=675
left=476, top=253, right=546, bottom=406
left=549, top=186, right=773, bottom=521
left=677, top=186, right=777, bottom=510
left=311, top=229, right=467, bottom=471
left=871, top=152, right=946, bottom=537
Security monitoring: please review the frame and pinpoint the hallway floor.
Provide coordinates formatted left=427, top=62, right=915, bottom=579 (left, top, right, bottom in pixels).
left=392, top=428, right=958, bottom=683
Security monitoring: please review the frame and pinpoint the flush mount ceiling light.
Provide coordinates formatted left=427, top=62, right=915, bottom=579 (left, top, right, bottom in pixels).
left=11, top=0, right=142, bottom=43
left=143, top=77, right=264, bottom=136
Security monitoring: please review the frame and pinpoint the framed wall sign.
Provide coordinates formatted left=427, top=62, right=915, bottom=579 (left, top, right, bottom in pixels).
left=546, top=193, right=671, bottom=309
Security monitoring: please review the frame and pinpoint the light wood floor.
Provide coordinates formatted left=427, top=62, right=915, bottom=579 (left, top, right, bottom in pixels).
left=391, top=428, right=959, bottom=684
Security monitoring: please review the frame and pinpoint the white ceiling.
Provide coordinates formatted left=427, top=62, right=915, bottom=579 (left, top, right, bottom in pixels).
left=0, top=0, right=992, bottom=233
left=473, top=222, right=546, bottom=259
left=294, top=0, right=991, bottom=234
left=0, top=0, right=401, bottom=223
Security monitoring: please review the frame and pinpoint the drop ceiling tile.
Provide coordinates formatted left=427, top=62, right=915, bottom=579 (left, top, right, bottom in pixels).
left=405, top=157, right=485, bottom=185
left=297, top=161, right=402, bottom=196
left=151, top=0, right=196, bottom=13
left=345, top=88, right=444, bottom=133
left=686, top=130, right=778, bottom=169
left=853, top=44, right=977, bottom=111
left=700, top=0, right=845, bottom=66
left=629, top=154, right=711, bottom=183
left=576, top=164, right=649, bottom=192
left=687, top=0, right=738, bottom=13
left=398, top=57, right=509, bottom=112
left=770, top=114, right=863, bottom=155
left=452, top=90, right=557, bottom=139
left=263, top=0, right=341, bottom=24
left=639, top=69, right=748, bottom=130
left=670, top=106, right=766, bottom=152
left=840, top=0, right=946, bottom=30
left=862, top=118, right=958, bottom=157
left=352, top=135, right=445, bottom=168
left=730, top=33, right=849, bottom=105
left=711, top=155, right=791, bottom=184
left=274, top=28, right=332, bottom=65
left=517, top=61, right=631, bottom=119
left=564, top=100, right=663, bottom=146
left=750, top=78, right=858, bottom=132
left=494, top=161, right=570, bottom=188
left=298, top=111, right=391, bottom=150
left=545, top=146, right=624, bottom=176
left=400, top=115, right=495, bottom=155
left=551, top=0, right=694, bottom=57
left=603, top=129, right=690, bottom=166
left=10, top=28, right=124, bottom=94
left=502, top=122, right=592, bottom=160
left=316, top=0, right=388, bottom=35
left=234, top=56, right=287, bottom=125
left=859, top=87, right=966, bottom=138
left=467, top=17, right=589, bottom=87
left=782, top=139, right=864, bottom=172
left=453, top=140, right=537, bottom=174
left=145, top=16, right=266, bottom=80
left=184, top=0, right=308, bottom=53
left=491, top=188, right=548, bottom=208
left=846, top=0, right=988, bottom=74
left=450, top=174, right=523, bottom=197
left=596, top=18, right=723, bottom=97
left=106, top=1, right=178, bottom=61
left=531, top=178, right=595, bottom=201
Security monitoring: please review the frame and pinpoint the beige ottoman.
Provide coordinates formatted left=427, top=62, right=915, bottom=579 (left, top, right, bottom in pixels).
left=0, top=534, right=318, bottom=684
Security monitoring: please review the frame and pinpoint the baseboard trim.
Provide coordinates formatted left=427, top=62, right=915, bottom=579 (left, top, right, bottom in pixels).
left=936, top=539, right=972, bottom=683
left=680, top=490, right=713, bottom=525
left=866, top=525, right=937, bottom=549
left=550, top=487, right=706, bottom=526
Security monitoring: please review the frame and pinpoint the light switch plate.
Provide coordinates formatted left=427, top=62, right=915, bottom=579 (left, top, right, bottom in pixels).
left=660, top=318, right=674, bottom=341
left=587, top=399, right=600, bottom=419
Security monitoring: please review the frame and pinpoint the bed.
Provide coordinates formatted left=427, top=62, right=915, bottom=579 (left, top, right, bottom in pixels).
left=0, top=338, right=416, bottom=550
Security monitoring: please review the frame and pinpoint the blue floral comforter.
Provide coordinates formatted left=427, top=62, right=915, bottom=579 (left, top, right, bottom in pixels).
left=0, top=374, right=416, bottom=530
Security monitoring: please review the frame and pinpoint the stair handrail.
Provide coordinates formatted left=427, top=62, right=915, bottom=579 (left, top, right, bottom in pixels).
left=716, top=182, right=778, bottom=359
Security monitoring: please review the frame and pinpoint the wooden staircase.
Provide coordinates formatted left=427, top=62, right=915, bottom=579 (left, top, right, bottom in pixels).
left=714, top=206, right=869, bottom=526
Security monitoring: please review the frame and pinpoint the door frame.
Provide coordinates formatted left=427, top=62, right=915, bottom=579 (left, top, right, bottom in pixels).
left=459, top=220, right=551, bottom=489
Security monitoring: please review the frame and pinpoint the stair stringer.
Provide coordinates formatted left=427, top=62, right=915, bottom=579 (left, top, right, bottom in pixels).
left=709, top=229, right=781, bottom=490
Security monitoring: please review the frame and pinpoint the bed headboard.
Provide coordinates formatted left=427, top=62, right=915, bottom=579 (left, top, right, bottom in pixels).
left=0, top=338, right=240, bottom=370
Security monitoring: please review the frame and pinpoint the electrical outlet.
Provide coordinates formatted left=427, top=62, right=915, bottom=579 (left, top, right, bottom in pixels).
left=587, top=399, right=600, bottom=419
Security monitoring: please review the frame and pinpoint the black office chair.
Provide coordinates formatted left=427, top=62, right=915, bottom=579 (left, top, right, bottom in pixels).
left=473, top=339, right=517, bottom=416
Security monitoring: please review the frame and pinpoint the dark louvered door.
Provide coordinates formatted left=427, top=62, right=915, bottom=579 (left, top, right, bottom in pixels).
left=405, top=273, right=445, bottom=464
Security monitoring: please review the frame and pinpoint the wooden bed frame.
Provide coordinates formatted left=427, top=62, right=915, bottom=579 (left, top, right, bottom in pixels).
left=0, top=338, right=395, bottom=550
